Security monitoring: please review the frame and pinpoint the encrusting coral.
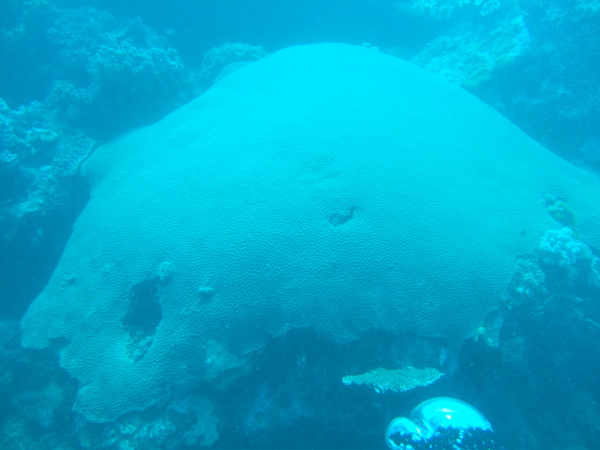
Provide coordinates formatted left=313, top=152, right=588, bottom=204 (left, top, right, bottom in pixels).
left=342, top=366, right=443, bottom=393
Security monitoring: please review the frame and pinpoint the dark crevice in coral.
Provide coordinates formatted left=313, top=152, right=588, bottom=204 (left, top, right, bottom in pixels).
left=327, top=205, right=355, bottom=227
left=122, top=278, right=163, bottom=362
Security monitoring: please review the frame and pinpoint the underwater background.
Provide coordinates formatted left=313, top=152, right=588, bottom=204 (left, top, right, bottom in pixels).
left=1, top=1, right=600, bottom=449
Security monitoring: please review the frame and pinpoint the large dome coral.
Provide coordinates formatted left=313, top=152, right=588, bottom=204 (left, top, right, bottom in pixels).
left=21, top=43, right=600, bottom=422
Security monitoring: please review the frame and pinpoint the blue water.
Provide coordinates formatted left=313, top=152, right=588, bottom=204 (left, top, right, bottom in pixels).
left=1, top=1, right=600, bottom=449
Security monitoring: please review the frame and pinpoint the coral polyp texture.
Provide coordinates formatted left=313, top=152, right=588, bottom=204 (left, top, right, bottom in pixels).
left=20, top=43, right=600, bottom=423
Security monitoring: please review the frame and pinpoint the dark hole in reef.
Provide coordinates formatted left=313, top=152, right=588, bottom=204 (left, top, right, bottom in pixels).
left=327, top=205, right=355, bottom=227
left=121, top=278, right=163, bottom=362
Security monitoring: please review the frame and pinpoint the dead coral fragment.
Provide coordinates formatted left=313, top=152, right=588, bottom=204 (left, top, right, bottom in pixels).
left=342, top=366, right=443, bottom=394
